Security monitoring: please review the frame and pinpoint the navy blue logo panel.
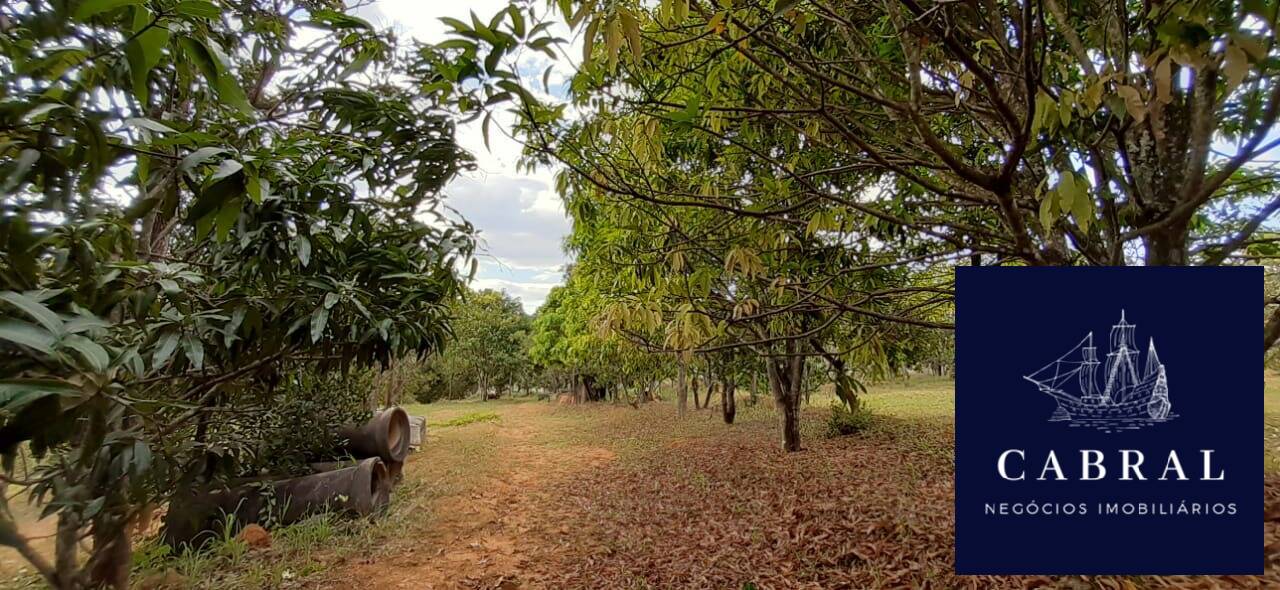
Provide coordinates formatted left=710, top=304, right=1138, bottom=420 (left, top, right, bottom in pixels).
left=955, top=266, right=1261, bottom=575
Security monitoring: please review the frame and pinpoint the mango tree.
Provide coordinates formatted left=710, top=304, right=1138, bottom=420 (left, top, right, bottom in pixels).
left=0, top=1, right=473, bottom=587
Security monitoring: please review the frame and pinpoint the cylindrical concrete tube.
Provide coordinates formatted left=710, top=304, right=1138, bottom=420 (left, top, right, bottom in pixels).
left=163, top=457, right=392, bottom=548
left=337, top=407, right=411, bottom=463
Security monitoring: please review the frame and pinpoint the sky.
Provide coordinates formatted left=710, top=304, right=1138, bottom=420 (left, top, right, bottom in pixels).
left=356, top=0, right=575, bottom=313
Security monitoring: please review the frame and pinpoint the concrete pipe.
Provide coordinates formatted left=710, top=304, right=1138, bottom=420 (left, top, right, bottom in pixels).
left=271, top=456, right=392, bottom=520
left=312, top=458, right=402, bottom=484
left=163, top=457, right=392, bottom=548
left=338, top=407, right=411, bottom=463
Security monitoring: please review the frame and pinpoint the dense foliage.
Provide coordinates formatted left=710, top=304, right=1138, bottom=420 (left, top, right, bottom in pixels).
left=422, top=0, right=1280, bottom=449
left=0, top=1, right=473, bottom=586
left=421, top=288, right=533, bottom=401
left=530, top=271, right=672, bottom=403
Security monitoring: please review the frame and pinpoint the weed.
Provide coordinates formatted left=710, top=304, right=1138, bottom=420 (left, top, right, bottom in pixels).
left=825, top=401, right=874, bottom=437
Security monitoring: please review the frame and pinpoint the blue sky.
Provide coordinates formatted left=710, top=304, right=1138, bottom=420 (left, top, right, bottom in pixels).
left=358, top=0, right=576, bottom=313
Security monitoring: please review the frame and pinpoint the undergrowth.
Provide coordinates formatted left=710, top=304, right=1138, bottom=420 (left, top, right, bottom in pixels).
left=825, top=402, right=874, bottom=437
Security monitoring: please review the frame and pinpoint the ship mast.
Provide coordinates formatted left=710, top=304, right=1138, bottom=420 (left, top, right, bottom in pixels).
left=1101, top=310, right=1139, bottom=404
left=1078, top=332, right=1101, bottom=403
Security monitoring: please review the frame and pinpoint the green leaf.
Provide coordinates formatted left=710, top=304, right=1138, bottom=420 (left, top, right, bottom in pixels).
left=481, top=111, right=493, bottom=150
left=74, top=0, right=144, bottom=20
left=214, top=71, right=254, bottom=115
left=1039, top=196, right=1055, bottom=234
left=2, top=149, right=39, bottom=194
left=773, top=0, right=802, bottom=14
left=0, top=320, right=56, bottom=354
left=1057, top=172, right=1076, bottom=213
left=126, top=6, right=169, bottom=106
left=131, top=441, right=152, bottom=476
left=245, top=172, right=266, bottom=204
left=310, top=306, right=329, bottom=343
left=214, top=197, right=240, bottom=242
left=64, top=315, right=110, bottom=334
left=0, top=380, right=78, bottom=413
left=440, top=16, right=470, bottom=33
left=620, top=10, right=643, bottom=62
left=1058, top=89, right=1074, bottom=127
left=180, top=37, right=254, bottom=114
left=187, top=171, right=244, bottom=224
left=296, top=236, right=312, bottom=267
left=508, top=6, right=526, bottom=37
left=84, top=497, right=105, bottom=520
left=179, top=147, right=226, bottom=174
left=208, top=159, right=243, bottom=183
left=224, top=306, right=246, bottom=347
left=1031, top=91, right=1054, bottom=137
left=152, top=331, right=180, bottom=368
left=173, top=0, right=220, bottom=19
left=63, top=335, right=109, bottom=372
left=583, top=17, right=599, bottom=64
left=1069, top=175, right=1094, bottom=231
left=0, top=291, right=63, bottom=335
left=181, top=334, right=204, bottom=370
left=339, top=52, right=372, bottom=80
left=179, top=36, right=220, bottom=81
left=125, top=117, right=177, bottom=134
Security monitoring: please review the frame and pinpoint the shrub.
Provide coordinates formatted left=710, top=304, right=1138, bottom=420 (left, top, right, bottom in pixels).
left=825, top=401, right=874, bottom=437
left=236, top=368, right=374, bottom=477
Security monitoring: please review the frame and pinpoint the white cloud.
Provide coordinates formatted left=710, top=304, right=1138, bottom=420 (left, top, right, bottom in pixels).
left=471, top=275, right=561, bottom=314
left=358, top=0, right=576, bottom=311
left=447, top=174, right=569, bottom=272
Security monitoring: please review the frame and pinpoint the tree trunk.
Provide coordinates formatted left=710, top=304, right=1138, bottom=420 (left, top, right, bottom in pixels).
left=720, top=375, right=736, bottom=424
left=691, top=372, right=702, bottom=409
left=767, top=341, right=805, bottom=452
left=88, top=517, right=130, bottom=590
left=677, top=356, right=688, bottom=418
left=1265, top=305, right=1280, bottom=354
left=750, top=371, right=759, bottom=406
left=1143, top=218, right=1191, bottom=265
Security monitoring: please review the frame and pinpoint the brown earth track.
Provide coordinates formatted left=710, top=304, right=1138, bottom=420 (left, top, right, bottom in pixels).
left=317, top=402, right=617, bottom=589
left=318, top=401, right=1280, bottom=590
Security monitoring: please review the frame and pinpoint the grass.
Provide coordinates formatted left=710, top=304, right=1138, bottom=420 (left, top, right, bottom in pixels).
left=129, top=511, right=352, bottom=588
left=428, top=411, right=501, bottom=428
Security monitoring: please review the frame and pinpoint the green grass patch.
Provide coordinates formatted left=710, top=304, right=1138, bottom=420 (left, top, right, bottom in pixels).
left=429, top=411, right=500, bottom=428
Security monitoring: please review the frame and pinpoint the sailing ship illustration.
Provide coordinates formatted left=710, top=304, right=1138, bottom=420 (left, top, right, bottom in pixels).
left=1023, top=310, right=1173, bottom=424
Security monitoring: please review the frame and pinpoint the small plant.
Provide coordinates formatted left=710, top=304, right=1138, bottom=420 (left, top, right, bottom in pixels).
left=825, top=401, right=873, bottom=437
left=130, top=539, right=174, bottom=573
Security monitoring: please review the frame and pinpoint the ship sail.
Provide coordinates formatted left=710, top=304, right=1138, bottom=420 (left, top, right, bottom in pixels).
left=1024, top=333, right=1092, bottom=398
left=1144, top=338, right=1161, bottom=379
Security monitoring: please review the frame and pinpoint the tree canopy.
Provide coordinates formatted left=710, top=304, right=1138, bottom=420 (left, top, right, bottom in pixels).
left=420, top=0, right=1280, bottom=448
left=0, top=0, right=474, bottom=586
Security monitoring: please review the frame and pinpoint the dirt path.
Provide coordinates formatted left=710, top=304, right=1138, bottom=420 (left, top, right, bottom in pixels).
left=315, top=395, right=1280, bottom=589
left=324, top=402, right=615, bottom=589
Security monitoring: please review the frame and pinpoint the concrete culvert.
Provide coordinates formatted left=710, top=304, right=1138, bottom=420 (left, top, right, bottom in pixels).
left=162, top=457, right=392, bottom=548
left=338, top=407, right=411, bottom=463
